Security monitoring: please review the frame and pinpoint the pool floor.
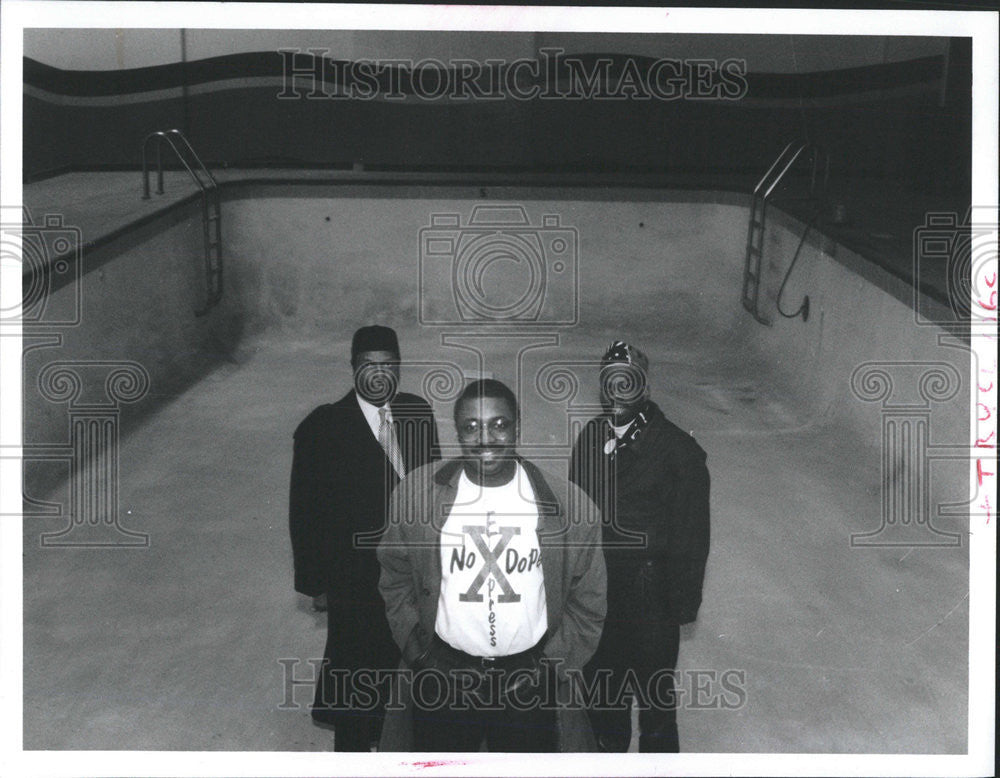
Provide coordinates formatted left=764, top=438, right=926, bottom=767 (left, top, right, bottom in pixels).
left=22, top=321, right=969, bottom=753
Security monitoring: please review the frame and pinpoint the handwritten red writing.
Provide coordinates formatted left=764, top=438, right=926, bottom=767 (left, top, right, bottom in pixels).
left=972, top=222, right=997, bottom=525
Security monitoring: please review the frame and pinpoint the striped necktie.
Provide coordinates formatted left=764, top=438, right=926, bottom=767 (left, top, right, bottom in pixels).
left=378, top=407, right=406, bottom=478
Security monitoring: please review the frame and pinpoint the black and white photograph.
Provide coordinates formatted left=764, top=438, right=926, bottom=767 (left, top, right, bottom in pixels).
left=0, top=2, right=996, bottom=776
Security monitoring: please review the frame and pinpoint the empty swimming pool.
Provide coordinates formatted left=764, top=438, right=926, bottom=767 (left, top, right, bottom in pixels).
left=20, top=174, right=970, bottom=754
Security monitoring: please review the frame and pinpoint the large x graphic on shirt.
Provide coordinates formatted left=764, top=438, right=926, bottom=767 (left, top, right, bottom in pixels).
left=458, top=524, right=522, bottom=604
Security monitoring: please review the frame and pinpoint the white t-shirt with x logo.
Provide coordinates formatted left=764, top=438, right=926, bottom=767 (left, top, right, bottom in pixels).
left=434, top=465, right=548, bottom=657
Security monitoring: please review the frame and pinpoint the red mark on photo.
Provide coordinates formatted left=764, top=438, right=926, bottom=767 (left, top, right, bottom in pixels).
left=408, top=760, right=468, bottom=769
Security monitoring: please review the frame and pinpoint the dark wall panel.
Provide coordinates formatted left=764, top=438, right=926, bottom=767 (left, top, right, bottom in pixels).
left=23, top=52, right=969, bottom=195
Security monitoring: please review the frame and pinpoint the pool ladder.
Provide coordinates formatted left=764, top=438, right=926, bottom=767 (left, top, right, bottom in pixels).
left=141, top=129, right=222, bottom=316
left=743, top=140, right=828, bottom=325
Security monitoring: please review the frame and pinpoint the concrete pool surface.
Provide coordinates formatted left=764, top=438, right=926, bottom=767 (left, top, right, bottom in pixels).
left=18, top=173, right=971, bottom=754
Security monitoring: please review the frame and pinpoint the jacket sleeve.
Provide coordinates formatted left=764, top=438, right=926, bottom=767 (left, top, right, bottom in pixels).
left=542, top=485, right=607, bottom=675
left=288, top=420, right=329, bottom=597
left=377, top=478, right=427, bottom=665
left=661, top=448, right=711, bottom=624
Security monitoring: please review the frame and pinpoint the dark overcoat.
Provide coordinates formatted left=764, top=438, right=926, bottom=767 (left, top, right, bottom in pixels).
left=569, top=400, right=710, bottom=626
left=289, top=389, right=439, bottom=724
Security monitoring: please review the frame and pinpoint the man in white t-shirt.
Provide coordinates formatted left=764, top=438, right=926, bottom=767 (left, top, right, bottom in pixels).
left=378, top=379, right=607, bottom=751
left=434, top=457, right=548, bottom=660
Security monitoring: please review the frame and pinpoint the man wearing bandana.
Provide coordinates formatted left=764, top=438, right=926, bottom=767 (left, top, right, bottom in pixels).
left=289, top=325, right=439, bottom=750
left=569, top=340, right=711, bottom=752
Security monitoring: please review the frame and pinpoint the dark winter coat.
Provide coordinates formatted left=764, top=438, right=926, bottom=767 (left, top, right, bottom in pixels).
left=569, top=400, right=710, bottom=625
left=288, top=389, right=439, bottom=723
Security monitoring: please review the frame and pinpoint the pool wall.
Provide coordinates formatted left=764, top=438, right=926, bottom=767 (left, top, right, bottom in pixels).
left=23, top=185, right=968, bottom=508
left=22, top=201, right=243, bottom=501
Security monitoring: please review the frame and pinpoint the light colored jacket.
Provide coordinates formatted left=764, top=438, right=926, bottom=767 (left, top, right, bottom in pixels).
left=377, top=457, right=607, bottom=751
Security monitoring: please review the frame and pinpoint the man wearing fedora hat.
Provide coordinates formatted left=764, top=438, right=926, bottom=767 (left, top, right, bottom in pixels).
left=289, top=325, right=440, bottom=751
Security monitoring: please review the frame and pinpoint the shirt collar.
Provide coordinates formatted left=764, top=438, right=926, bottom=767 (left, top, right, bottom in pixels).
left=608, top=418, right=635, bottom=439
left=356, top=392, right=391, bottom=424
left=456, top=461, right=523, bottom=491
left=434, top=457, right=564, bottom=536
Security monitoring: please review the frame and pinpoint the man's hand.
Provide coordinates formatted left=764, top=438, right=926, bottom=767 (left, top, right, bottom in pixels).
left=312, top=593, right=328, bottom=612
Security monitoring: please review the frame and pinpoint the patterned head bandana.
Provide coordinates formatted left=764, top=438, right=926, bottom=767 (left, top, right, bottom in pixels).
left=600, top=340, right=651, bottom=458
left=601, top=340, right=648, bottom=370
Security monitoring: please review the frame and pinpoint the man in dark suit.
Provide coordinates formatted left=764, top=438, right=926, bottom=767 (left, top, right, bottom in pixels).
left=570, top=340, right=710, bottom=753
left=289, top=325, right=439, bottom=751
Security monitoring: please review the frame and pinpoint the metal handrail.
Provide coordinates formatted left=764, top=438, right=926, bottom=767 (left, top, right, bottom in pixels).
left=754, top=140, right=828, bottom=202
left=141, top=129, right=217, bottom=199
left=743, top=140, right=828, bottom=326
left=140, top=130, right=223, bottom=315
